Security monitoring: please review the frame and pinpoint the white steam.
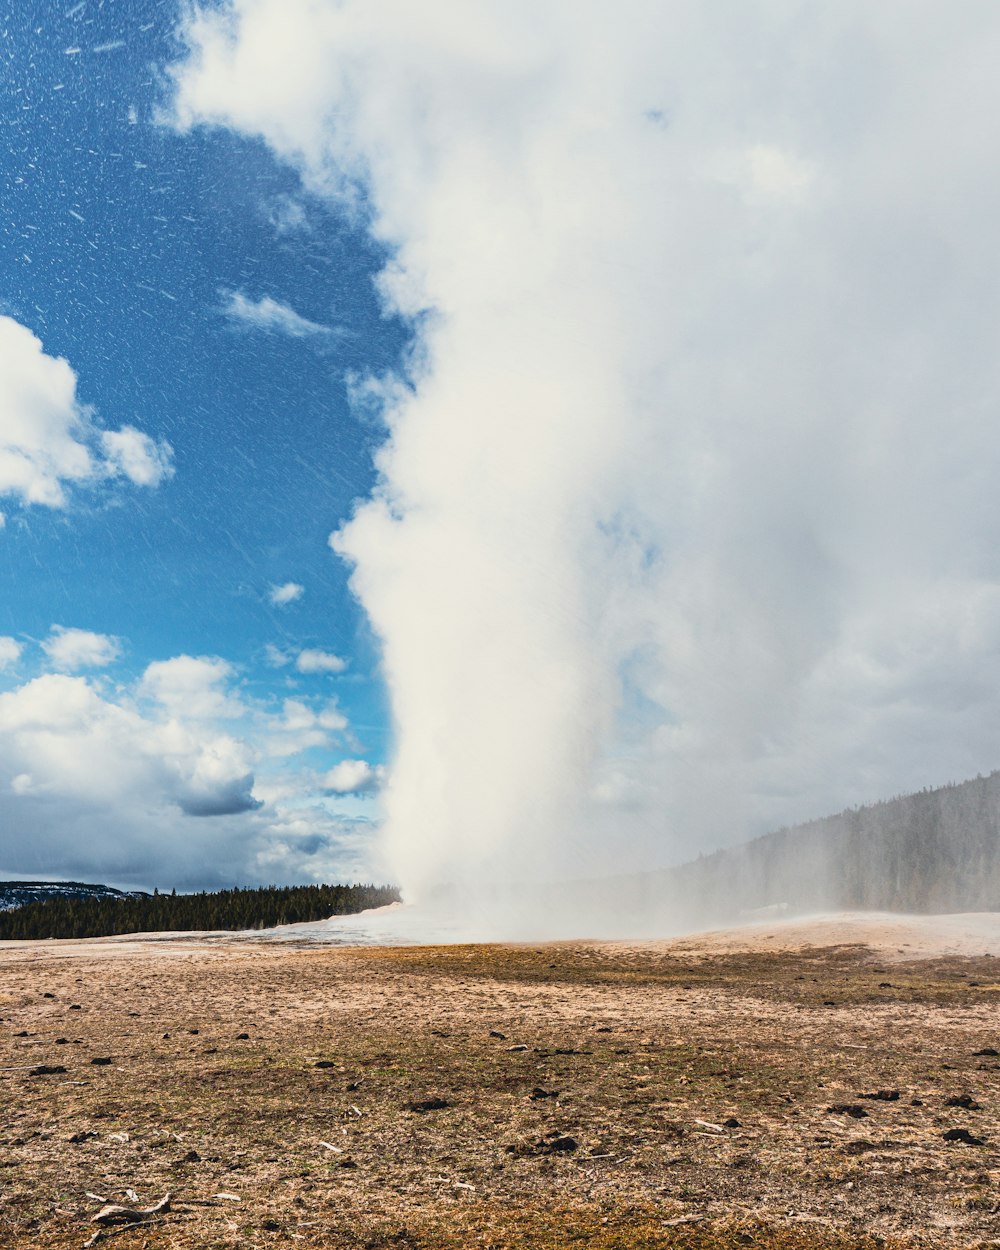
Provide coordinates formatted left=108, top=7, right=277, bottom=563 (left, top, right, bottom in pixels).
left=169, top=4, right=1000, bottom=903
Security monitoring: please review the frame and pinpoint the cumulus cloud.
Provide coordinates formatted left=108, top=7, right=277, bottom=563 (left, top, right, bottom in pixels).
left=0, top=673, right=258, bottom=817
left=222, top=289, right=330, bottom=337
left=139, top=655, right=244, bottom=720
left=0, top=635, right=379, bottom=887
left=169, top=2, right=1000, bottom=902
left=99, top=427, right=175, bottom=488
left=266, top=696, right=347, bottom=756
left=0, top=637, right=22, bottom=671
left=42, top=626, right=121, bottom=671
left=269, top=581, right=304, bottom=606
left=295, top=648, right=346, bottom=674
left=322, top=758, right=384, bottom=795
left=0, top=315, right=174, bottom=509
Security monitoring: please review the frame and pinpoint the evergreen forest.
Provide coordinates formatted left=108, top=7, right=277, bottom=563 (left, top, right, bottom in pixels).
left=0, top=882, right=400, bottom=940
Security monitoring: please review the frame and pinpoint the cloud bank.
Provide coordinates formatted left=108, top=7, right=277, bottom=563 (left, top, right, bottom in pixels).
left=0, top=641, right=373, bottom=889
left=169, top=3, right=1000, bottom=900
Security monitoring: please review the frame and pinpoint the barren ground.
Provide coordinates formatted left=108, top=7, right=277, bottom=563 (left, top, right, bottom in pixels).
left=3, top=916, right=1000, bottom=1249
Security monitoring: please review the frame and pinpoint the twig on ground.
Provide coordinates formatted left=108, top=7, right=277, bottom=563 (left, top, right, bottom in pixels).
left=82, top=1216, right=169, bottom=1247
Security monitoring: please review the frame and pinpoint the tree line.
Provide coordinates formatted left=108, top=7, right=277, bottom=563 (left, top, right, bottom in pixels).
left=0, top=882, right=401, bottom=940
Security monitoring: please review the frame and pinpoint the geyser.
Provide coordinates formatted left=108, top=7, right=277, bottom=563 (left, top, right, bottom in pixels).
left=170, top=2, right=1000, bottom=922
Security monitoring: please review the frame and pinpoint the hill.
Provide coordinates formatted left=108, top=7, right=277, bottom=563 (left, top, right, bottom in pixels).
left=633, top=770, right=1000, bottom=928
left=0, top=880, right=148, bottom=912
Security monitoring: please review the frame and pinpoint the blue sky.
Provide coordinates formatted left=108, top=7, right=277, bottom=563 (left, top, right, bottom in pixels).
left=0, top=1, right=406, bottom=888
left=6, top=2, right=1000, bottom=902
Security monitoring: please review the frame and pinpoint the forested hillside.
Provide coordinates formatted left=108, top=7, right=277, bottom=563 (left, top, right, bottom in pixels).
left=648, top=771, right=1000, bottom=926
left=0, top=882, right=400, bottom=940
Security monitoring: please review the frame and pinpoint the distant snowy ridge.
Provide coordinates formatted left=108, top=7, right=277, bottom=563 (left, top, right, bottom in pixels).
left=0, top=881, right=150, bottom=912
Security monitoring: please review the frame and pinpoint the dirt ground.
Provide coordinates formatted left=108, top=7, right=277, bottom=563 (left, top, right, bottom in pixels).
left=2, top=918, right=1000, bottom=1249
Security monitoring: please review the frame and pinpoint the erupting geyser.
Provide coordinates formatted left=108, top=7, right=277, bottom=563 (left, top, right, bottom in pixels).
left=171, top=2, right=1000, bottom=923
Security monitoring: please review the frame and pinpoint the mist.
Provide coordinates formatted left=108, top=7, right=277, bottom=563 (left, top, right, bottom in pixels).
left=168, top=3, right=1000, bottom=922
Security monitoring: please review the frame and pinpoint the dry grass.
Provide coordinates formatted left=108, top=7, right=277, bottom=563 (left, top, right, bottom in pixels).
left=2, top=935, right=1000, bottom=1247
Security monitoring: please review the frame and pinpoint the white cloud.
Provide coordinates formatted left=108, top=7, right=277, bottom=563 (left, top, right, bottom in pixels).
left=265, top=643, right=291, bottom=667
left=0, top=649, right=377, bottom=887
left=266, top=696, right=347, bottom=757
left=169, top=2, right=1000, bottom=902
left=42, top=626, right=121, bottom=671
left=139, top=655, right=245, bottom=720
left=0, top=672, right=260, bottom=822
left=267, top=192, right=309, bottom=234
left=0, top=315, right=174, bottom=509
left=269, top=581, right=304, bottom=606
left=323, top=758, right=384, bottom=794
left=295, top=648, right=346, bottom=674
left=222, top=289, right=330, bottom=337
left=100, top=426, right=175, bottom=488
left=0, top=637, right=22, bottom=671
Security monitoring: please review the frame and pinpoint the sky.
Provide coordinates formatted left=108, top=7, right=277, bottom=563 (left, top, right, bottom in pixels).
left=0, top=0, right=404, bottom=888
left=5, top=2, right=1000, bottom=902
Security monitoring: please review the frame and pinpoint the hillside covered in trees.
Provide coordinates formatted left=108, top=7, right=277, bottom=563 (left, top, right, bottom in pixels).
left=0, top=882, right=400, bottom=940
left=629, top=771, right=1000, bottom=928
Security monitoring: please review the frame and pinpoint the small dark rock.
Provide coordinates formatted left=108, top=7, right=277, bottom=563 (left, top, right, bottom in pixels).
left=489, top=1030, right=507, bottom=1040
left=859, top=1089, right=900, bottom=1101
left=346, top=1081, right=363, bottom=1092
left=183, top=1150, right=201, bottom=1163
left=910, top=1098, right=924, bottom=1106
left=973, top=1047, right=1000, bottom=1057
left=236, top=1033, right=250, bottom=1040
left=877, top=982, right=896, bottom=989
left=530, top=1087, right=560, bottom=1100
left=407, top=1097, right=449, bottom=1112
left=943, top=1127, right=985, bottom=1145
left=162, top=1033, right=170, bottom=1039
left=90, top=1057, right=113, bottom=1066
left=723, top=1117, right=741, bottom=1128
left=823, top=1000, right=836, bottom=1006
left=68, top=1130, right=97, bottom=1143
left=29, top=1065, right=66, bottom=1076
left=595, top=1026, right=613, bottom=1033
left=262, top=1218, right=280, bottom=1231
left=541, top=1134, right=578, bottom=1153
left=14, top=1031, right=30, bottom=1037
left=338, top=1158, right=358, bottom=1168
left=945, top=1094, right=982, bottom=1110
left=55, top=1038, right=69, bottom=1045
left=68, top=1005, right=82, bottom=1011
left=315, top=1060, right=336, bottom=1069
left=42, top=992, right=55, bottom=999
left=827, top=1105, right=869, bottom=1119
left=188, top=1028, right=199, bottom=1034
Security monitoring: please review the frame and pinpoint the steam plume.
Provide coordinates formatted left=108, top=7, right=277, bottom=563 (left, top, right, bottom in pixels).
left=169, top=3, right=1000, bottom=906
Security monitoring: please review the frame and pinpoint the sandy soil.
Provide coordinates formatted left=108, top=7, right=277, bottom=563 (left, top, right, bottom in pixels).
left=2, top=913, right=1000, bottom=1249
